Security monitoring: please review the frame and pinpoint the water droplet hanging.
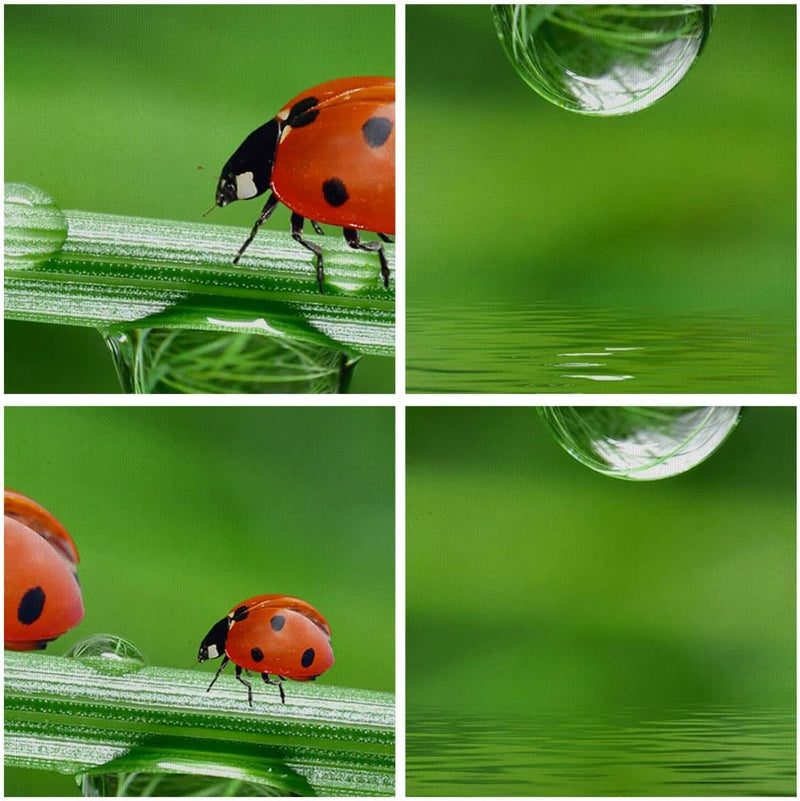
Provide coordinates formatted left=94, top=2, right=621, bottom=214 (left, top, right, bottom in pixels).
left=539, top=406, right=741, bottom=480
left=493, top=5, right=714, bottom=115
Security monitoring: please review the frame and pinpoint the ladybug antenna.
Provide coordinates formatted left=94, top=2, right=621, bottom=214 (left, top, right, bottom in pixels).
left=203, top=171, right=221, bottom=217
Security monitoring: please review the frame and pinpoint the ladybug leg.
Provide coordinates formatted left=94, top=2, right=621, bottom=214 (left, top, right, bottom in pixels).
left=377, top=233, right=393, bottom=243
left=234, top=664, right=254, bottom=707
left=233, top=192, right=280, bottom=265
left=310, top=220, right=325, bottom=235
left=206, top=654, right=230, bottom=693
left=262, top=672, right=286, bottom=704
left=343, top=227, right=390, bottom=289
left=290, top=212, right=326, bottom=292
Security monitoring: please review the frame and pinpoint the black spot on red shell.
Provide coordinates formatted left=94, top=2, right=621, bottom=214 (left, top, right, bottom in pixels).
left=251, top=646, right=264, bottom=662
left=270, top=614, right=286, bottom=631
left=301, top=648, right=315, bottom=668
left=232, top=605, right=249, bottom=622
left=18, top=586, right=46, bottom=625
left=362, top=116, right=392, bottom=148
left=322, top=178, right=349, bottom=208
left=288, top=96, right=319, bottom=128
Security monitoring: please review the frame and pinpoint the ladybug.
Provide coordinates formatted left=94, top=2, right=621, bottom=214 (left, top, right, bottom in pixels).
left=4, top=489, right=84, bottom=651
left=198, top=594, right=334, bottom=705
left=214, top=76, right=395, bottom=292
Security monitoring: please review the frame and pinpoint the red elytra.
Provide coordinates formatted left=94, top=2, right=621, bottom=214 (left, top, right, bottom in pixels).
left=198, top=594, right=334, bottom=705
left=4, top=489, right=84, bottom=651
left=5, top=487, right=79, bottom=565
left=271, top=77, right=395, bottom=234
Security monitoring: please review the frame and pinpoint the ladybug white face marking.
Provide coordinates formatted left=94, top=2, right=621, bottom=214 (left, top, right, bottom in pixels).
left=206, top=643, right=220, bottom=659
left=234, top=172, right=258, bottom=200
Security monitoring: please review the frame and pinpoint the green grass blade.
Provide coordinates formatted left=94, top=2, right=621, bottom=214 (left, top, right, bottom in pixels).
left=4, top=184, right=395, bottom=357
left=5, top=650, right=395, bottom=796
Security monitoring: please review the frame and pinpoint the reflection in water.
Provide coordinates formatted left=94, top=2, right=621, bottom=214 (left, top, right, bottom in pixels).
left=407, top=705, right=795, bottom=796
left=407, top=302, right=795, bottom=393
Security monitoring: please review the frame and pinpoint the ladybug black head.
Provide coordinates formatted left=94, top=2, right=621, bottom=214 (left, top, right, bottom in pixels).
left=215, top=118, right=281, bottom=207
left=197, top=616, right=229, bottom=663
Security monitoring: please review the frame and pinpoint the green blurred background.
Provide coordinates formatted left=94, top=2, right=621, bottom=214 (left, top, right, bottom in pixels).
left=407, top=406, right=795, bottom=790
left=5, top=406, right=394, bottom=795
left=5, top=5, right=394, bottom=393
left=407, top=6, right=796, bottom=391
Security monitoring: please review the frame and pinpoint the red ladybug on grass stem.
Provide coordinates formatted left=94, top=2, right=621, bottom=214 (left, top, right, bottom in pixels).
left=198, top=594, right=334, bottom=705
left=214, top=76, right=395, bottom=292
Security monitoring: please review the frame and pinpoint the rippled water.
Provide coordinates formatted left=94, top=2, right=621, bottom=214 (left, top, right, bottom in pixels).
left=407, top=705, right=795, bottom=796
left=407, top=302, right=795, bottom=393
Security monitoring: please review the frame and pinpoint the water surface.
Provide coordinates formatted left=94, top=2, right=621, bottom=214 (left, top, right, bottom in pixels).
left=407, top=704, right=795, bottom=796
left=407, top=302, right=795, bottom=393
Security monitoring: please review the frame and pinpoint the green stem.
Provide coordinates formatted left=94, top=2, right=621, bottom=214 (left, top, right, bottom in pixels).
left=5, top=186, right=395, bottom=357
left=5, top=651, right=395, bottom=796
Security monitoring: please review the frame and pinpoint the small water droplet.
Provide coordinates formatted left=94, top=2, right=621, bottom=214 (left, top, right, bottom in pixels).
left=540, top=406, right=741, bottom=480
left=103, top=328, right=357, bottom=394
left=66, top=634, right=147, bottom=675
left=4, top=182, right=68, bottom=266
left=493, top=4, right=714, bottom=115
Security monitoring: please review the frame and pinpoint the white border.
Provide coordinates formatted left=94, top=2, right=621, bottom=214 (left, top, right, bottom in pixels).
left=3, top=3, right=799, bottom=799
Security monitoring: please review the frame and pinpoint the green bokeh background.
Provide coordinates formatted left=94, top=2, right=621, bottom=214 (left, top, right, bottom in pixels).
left=407, top=6, right=795, bottom=384
left=5, top=4, right=395, bottom=393
left=407, top=406, right=795, bottom=714
left=5, top=406, right=394, bottom=795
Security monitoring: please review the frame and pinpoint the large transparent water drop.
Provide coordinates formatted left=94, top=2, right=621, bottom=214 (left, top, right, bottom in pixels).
left=79, top=772, right=288, bottom=796
left=77, top=742, right=312, bottom=796
left=104, top=328, right=357, bottom=394
left=493, top=5, right=714, bottom=115
left=4, top=182, right=68, bottom=267
left=540, top=406, right=741, bottom=480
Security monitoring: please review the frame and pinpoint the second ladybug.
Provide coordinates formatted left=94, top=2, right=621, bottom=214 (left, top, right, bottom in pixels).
left=4, top=489, right=84, bottom=651
left=198, top=594, right=334, bottom=705
left=214, top=76, right=395, bottom=292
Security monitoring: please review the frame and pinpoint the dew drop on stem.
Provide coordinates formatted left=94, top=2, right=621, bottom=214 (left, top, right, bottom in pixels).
left=4, top=182, right=68, bottom=266
left=66, top=633, right=147, bottom=676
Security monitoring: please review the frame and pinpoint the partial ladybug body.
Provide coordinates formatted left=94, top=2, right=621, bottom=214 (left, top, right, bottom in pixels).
left=4, top=489, right=84, bottom=651
left=215, top=76, right=395, bottom=291
left=271, top=78, right=394, bottom=234
left=198, top=594, right=334, bottom=705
